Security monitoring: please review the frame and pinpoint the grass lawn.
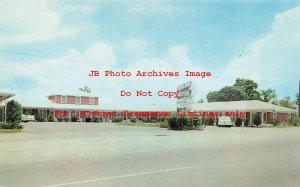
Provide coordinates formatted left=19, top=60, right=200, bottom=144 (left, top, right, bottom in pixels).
left=272, top=125, right=299, bottom=128
left=0, top=129, right=22, bottom=133
left=117, top=122, right=162, bottom=127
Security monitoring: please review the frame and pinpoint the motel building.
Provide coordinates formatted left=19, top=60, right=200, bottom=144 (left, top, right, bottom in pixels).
left=22, top=93, right=118, bottom=121
left=22, top=97, right=296, bottom=124
left=191, top=100, right=296, bottom=125
left=21, top=93, right=175, bottom=121
left=1, top=91, right=297, bottom=125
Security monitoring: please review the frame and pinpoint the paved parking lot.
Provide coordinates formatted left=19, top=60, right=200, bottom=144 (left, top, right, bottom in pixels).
left=1, top=122, right=300, bottom=187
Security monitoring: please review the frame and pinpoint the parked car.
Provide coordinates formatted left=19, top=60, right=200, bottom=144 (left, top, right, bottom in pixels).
left=21, top=114, right=35, bottom=122
left=218, top=116, right=233, bottom=127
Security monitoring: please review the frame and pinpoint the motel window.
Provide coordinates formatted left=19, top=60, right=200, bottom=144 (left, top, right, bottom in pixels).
left=61, top=96, right=67, bottom=104
left=26, top=109, right=31, bottom=115
left=89, top=97, right=95, bottom=105
left=263, top=113, right=267, bottom=122
left=273, top=112, right=277, bottom=119
left=288, top=113, right=291, bottom=119
left=76, top=97, right=81, bottom=104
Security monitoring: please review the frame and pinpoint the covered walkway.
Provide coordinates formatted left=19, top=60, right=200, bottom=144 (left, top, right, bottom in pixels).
left=0, top=92, right=15, bottom=122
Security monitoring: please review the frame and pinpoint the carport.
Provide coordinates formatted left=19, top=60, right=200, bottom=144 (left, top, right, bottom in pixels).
left=0, top=92, right=15, bottom=122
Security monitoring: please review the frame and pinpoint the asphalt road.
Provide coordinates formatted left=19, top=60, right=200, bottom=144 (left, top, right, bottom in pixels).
left=1, top=122, right=300, bottom=187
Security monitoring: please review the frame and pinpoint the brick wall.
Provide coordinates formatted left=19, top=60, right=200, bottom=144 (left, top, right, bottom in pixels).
left=277, top=113, right=288, bottom=122
left=94, top=97, right=99, bottom=105
left=81, top=97, right=89, bottom=105
left=49, top=95, right=98, bottom=105
left=67, top=96, right=76, bottom=104
left=267, top=112, right=273, bottom=124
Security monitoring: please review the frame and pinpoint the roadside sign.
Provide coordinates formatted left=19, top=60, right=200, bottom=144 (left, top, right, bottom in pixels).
left=176, top=81, right=195, bottom=110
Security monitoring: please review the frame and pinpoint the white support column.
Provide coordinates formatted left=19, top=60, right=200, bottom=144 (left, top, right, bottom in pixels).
left=4, top=99, right=7, bottom=122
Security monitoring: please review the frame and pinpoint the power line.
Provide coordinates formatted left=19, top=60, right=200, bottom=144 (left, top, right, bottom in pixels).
left=0, top=50, right=113, bottom=66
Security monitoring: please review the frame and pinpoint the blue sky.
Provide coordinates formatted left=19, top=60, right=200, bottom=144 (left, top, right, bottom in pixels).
left=0, top=0, right=300, bottom=109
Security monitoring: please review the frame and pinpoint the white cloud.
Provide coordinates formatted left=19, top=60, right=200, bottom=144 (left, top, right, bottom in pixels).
left=2, top=5, right=300, bottom=108
left=126, top=45, right=191, bottom=70
left=0, top=0, right=71, bottom=44
left=0, top=43, right=198, bottom=108
left=218, top=6, right=300, bottom=95
left=0, top=42, right=116, bottom=93
left=67, top=4, right=95, bottom=14
left=86, top=43, right=116, bottom=65
left=50, top=1, right=96, bottom=14
left=124, top=38, right=147, bottom=54
left=128, top=0, right=173, bottom=14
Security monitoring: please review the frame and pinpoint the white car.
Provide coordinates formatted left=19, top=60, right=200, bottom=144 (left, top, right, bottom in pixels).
left=21, top=114, right=35, bottom=122
left=218, top=116, right=233, bottom=127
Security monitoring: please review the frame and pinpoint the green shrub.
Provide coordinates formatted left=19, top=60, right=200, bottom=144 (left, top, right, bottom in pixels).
left=57, top=116, right=63, bottom=122
left=112, top=116, right=123, bottom=122
left=201, top=117, right=206, bottom=125
left=177, top=116, right=189, bottom=130
left=186, top=117, right=201, bottom=130
left=272, top=118, right=280, bottom=127
left=71, top=114, right=78, bottom=122
left=235, top=117, right=242, bottom=127
left=0, top=122, right=23, bottom=129
left=130, top=116, right=137, bottom=123
left=159, top=117, right=166, bottom=122
left=190, top=117, right=201, bottom=127
left=167, top=116, right=178, bottom=130
left=141, top=118, right=151, bottom=123
left=253, top=113, right=262, bottom=127
left=290, top=117, right=300, bottom=126
left=92, top=116, right=100, bottom=122
left=167, top=116, right=204, bottom=130
left=47, top=114, right=54, bottom=122
left=205, top=118, right=214, bottom=126
left=151, top=118, right=158, bottom=123
left=6, top=100, right=22, bottom=123
left=35, top=114, right=45, bottom=122
left=63, top=117, right=70, bottom=122
left=85, top=116, right=91, bottom=122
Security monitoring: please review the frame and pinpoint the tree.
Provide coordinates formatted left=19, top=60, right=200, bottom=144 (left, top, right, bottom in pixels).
left=1, top=100, right=23, bottom=129
left=233, top=78, right=260, bottom=100
left=259, top=89, right=277, bottom=102
left=6, top=100, right=22, bottom=123
left=207, top=86, right=247, bottom=102
left=278, top=96, right=293, bottom=109
left=296, top=93, right=299, bottom=105
left=206, top=78, right=277, bottom=103
left=207, top=91, right=219, bottom=102
left=253, top=113, right=262, bottom=127
left=47, top=114, right=54, bottom=122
